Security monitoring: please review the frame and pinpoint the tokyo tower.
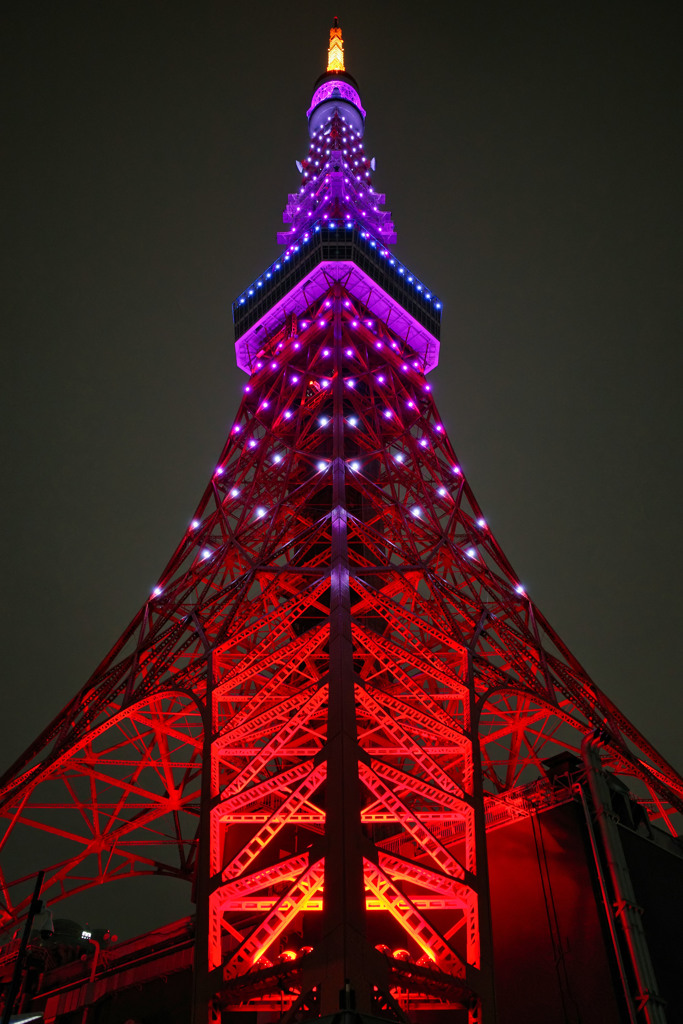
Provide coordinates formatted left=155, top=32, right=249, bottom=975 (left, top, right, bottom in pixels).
left=1, top=18, right=682, bottom=1024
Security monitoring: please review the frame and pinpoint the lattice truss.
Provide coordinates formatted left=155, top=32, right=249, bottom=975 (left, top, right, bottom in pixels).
left=279, top=111, right=396, bottom=246
left=0, top=280, right=681, bottom=1017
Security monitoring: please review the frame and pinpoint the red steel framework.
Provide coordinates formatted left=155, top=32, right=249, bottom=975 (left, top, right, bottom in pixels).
left=1, top=20, right=681, bottom=1024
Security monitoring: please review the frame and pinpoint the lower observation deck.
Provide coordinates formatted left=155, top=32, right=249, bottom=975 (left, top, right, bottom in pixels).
left=233, top=225, right=442, bottom=374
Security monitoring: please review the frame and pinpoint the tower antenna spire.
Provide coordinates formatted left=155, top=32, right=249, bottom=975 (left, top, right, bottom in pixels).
left=327, top=15, right=345, bottom=72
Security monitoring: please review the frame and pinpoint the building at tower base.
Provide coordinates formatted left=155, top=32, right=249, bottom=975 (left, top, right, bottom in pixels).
left=3, top=768, right=682, bottom=1024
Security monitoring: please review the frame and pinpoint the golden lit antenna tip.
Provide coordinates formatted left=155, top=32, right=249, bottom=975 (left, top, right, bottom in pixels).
left=327, top=16, right=345, bottom=73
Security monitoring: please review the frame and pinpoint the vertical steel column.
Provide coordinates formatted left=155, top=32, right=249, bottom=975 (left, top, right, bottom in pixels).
left=469, top=617, right=498, bottom=1024
left=1, top=870, right=44, bottom=1024
left=192, top=650, right=218, bottom=1024
left=577, top=785, right=639, bottom=1024
left=581, top=734, right=667, bottom=1023
left=316, top=285, right=371, bottom=1015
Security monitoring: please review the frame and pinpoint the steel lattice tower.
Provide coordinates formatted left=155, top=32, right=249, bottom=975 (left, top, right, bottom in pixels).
left=1, top=20, right=682, bottom=1024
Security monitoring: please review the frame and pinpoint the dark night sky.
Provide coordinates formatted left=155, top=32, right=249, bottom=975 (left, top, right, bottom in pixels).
left=2, top=2, right=682, bottom=933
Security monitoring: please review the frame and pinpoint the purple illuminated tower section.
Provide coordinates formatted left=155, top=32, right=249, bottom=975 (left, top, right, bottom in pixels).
left=0, top=18, right=681, bottom=1024
left=234, top=23, right=439, bottom=380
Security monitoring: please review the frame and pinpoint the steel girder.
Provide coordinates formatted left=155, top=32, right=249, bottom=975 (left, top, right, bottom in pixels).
left=0, top=283, right=681, bottom=1024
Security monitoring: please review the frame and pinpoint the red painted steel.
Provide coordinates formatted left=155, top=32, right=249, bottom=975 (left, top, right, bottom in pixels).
left=1, top=20, right=682, bottom=1024
left=0, top=282, right=680, bottom=1021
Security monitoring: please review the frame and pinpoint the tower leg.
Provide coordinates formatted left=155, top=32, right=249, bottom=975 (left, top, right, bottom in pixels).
left=193, top=659, right=217, bottom=1024
left=316, top=290, right=373, bottom=1015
